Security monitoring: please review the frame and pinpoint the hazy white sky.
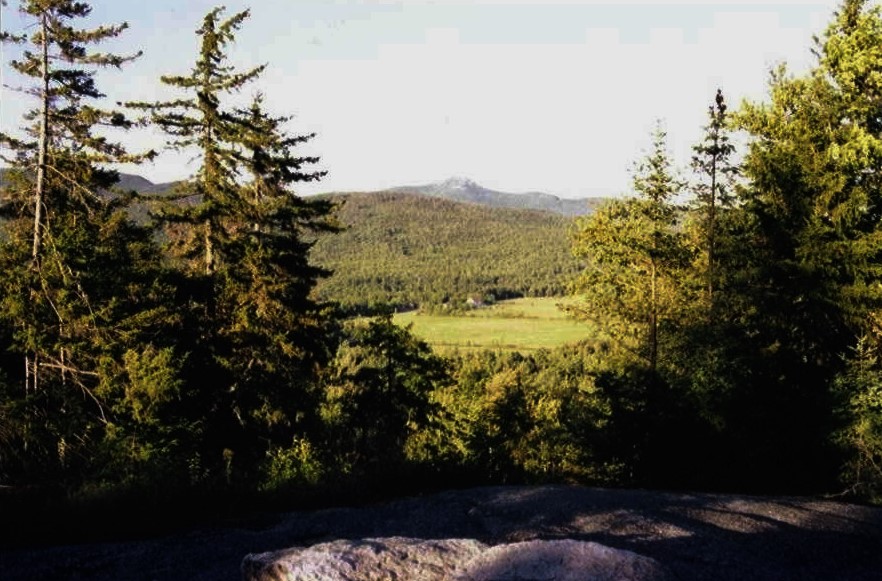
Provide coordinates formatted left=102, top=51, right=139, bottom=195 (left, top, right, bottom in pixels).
left=0, top=0, right=850, bottom=197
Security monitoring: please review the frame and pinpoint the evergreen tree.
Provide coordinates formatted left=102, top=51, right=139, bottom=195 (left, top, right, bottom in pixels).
left=689, top=89, right=738, bottom=312
left=737, top=0, right=882, bottom=360
left=0, top=0, right=168, bottom=486
left=569, top=124, right=688, bottom=374
left=729, top=0, right=882, bottom=491
left=128, top=7, right=264, bottom=275
left=214, top=95, right=339, bottom=472
left=320, top=315, right=448, bottom=481
left=568, top=125, right=691, bottom=484
left=129, top=8, right=338, bottom=482
left=0, top=0, right=143, bottom=263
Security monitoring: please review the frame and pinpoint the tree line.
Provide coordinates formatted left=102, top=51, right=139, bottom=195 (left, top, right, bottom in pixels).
left=568, top=0, right=882, bottom=497
left=0, top=2, right=346, bottom=516
left=0, top=0, right=880, bottom=539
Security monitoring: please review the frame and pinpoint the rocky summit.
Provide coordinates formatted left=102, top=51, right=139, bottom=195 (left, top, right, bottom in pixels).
left=3, top=485, right=881, bottom=581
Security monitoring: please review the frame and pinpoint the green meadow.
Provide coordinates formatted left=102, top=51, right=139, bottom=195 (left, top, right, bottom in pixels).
left=393, top=297, right=593, bottom=352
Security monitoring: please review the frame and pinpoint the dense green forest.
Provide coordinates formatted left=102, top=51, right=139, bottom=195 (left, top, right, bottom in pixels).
left=311, top=191, right=581, bottom=311
left=0, top=0, right=881, bottom=542
left=0, top=175, right=586, bottom=313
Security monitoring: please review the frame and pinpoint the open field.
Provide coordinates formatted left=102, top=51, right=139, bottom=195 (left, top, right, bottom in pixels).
left=393, top=297, right=594, bottom=352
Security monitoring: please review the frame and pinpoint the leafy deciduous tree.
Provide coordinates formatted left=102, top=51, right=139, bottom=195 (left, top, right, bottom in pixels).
left=320, top=315, right=448, bottom=479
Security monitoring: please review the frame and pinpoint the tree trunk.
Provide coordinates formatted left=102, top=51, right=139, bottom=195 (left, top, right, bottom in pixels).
left=204, top=219, right=214, bottom=274
left=707, top=131, right=718, bottom=310
left=32, top=11, right=50, bottom=264
left=649, top=260, right=658, bottom=375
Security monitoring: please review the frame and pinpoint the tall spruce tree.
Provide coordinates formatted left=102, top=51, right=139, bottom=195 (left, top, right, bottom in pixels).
left=128, top=7, right=264, bottom=276
left=569, top=126, right=691, bottom=484
left=0, top=0, right=169, bottom=486
left=570, top=124, right=688, bottom=374
left=690, top=89, right=738, bottom=312
left=129, top=8, right=338, bottom=482
left=730, top=0, right=882, bottom=491
left=215, top=95, right=339, bottom=470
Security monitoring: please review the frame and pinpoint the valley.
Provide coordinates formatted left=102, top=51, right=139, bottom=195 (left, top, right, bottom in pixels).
left=3, top=3, right=882, bottom=579
left=393, top=297, right=594, bottom=352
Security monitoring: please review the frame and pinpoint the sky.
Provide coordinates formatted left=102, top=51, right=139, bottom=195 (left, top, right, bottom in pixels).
left=0, top=0, right=851, bottom=198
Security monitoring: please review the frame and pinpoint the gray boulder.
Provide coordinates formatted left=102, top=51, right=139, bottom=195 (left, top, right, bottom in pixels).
left=456, top=539, right=671, bottom=581
left=242, top=537, right=486, bottom=581
left=242, top=537, right=670, bottom=581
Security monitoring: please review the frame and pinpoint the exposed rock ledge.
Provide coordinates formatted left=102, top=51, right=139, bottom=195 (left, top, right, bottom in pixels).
left=2, top=485, right=881, bottom=580
left=242, top=537, right=671, bottom=581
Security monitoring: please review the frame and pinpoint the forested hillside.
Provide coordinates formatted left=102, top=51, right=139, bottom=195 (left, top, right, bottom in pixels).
left=311, top=191, right=582, bottom=311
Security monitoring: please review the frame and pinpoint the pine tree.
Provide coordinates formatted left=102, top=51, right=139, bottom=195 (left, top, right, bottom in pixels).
left=570, top=124, right=688, bottom=374
left=128, top=7, right=264, bottom=276
left=0, top=0, right=168, bottom=486
left=128, top=8, right=338, bottom=482
left=568, top=125, right=692, bottom=484
left=689, top=89, right=737, bottom=311
left=729, top=0, right=882, bottom=491
left=216, top=95, right=339, bottom=468
left=1, top=0, right=144, bottom=263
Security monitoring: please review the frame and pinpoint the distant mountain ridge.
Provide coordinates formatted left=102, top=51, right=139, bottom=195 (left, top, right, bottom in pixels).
left=1, top=168, right=586, bottom=309
left=391, top=177, right=606, bottom=216
left=114, top=173, right=180, bottom=194
left=1, top=170, right=608, bottom=216
left=0, top=168, right=179, bottom=195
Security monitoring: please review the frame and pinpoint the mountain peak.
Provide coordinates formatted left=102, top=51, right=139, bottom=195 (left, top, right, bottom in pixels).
left=439, top=176, right=479, bottom=191
left=390, top=177, right=606, bottom=216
